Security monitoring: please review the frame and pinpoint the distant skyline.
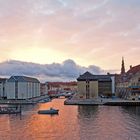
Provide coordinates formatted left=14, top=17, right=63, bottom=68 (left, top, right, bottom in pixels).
left=0, top=0, right=140, bottom=81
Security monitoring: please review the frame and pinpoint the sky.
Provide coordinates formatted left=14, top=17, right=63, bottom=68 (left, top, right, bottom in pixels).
left=0, top=0, right=140, bottom=81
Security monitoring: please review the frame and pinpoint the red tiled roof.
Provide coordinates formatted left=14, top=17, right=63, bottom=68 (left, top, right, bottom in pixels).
left=127, top=65, right=140, bottom=75
left=48, top=82, right=77, bottom=87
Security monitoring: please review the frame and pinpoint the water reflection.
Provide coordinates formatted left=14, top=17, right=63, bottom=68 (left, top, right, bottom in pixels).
left=77, top=106, right=99, bottom=140
left=121, top=106, right=140, bottom=116
left=78, top=105, right=98, bottom=118
left=0, top=99, right=140, bottom=140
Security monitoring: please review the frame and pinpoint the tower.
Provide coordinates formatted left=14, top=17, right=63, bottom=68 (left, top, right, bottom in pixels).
left=121, top=57, right=125, bottom=75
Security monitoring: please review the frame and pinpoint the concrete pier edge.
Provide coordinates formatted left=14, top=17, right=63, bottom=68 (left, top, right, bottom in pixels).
left=64, top=99, right=140, bottom=106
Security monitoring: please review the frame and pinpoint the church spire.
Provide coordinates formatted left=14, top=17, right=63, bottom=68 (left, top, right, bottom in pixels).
left=121, top=57, right=125, bottom=75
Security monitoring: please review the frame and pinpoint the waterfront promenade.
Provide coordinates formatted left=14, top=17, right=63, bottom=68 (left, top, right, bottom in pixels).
left=64, top=97, right=140, bottom=106
left=0, top=94, right=50, bottom=105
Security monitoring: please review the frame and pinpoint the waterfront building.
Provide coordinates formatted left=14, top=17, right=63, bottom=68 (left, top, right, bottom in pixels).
left=59, top=82, right=77, bottom=92
left=128, top=72, right=140, bottom=97
left=77, top=72, right=115, bottom=99
left=116, top=58, right=140, bottom=99
left=0, top=78, right=7, bottom=99
left=47, top=82, right=61, bottom=94
left=40, top=83, right=48, bottom=95
left=6, top=76, right=40, bottom=99
left=47, top=82, right=77, bottom=95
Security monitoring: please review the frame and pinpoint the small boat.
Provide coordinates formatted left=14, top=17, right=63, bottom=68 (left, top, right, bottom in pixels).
left=38, top=108, right=59, bottom=114
left=38, top=98, right=51, bottom=103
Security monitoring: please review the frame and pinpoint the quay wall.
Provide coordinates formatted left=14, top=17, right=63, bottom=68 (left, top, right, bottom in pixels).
left=64, top=99, right=140, bottom=106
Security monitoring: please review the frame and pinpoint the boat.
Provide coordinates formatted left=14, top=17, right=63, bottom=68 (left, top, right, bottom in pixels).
left=38, top=98, right=51, bottom=103
left=38, top=108, right=59, bottom=114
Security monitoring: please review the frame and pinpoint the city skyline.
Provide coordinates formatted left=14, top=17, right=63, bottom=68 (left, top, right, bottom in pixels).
left=0, top=0, right=140, bottom=80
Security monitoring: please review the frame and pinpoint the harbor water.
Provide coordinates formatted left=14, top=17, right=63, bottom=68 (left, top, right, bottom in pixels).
left=0, top=99, right=140, bottom=140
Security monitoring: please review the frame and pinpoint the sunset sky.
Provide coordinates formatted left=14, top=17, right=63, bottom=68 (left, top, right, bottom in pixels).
left=0, top=0, right=140, bottom=81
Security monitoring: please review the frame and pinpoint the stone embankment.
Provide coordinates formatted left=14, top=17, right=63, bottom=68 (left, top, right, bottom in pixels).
left=64, top=98, right=140, bottom=106
left=0, top=94, right=49, bottom=105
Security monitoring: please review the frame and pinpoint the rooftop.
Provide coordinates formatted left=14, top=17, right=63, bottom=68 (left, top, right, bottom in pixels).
left=77, top=71, right=112, bottom=81
left=7, top=76, right=40, bottom=83
left=127, top=65, right=140, bottom=75
left=48, top=82, right=77, bottom=87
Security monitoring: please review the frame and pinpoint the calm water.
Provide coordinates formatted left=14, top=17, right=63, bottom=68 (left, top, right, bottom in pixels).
left=0, top=99, right=140, bottom=140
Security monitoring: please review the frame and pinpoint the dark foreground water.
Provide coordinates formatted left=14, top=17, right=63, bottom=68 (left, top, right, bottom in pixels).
left=0, top=99, right=140, bottom=140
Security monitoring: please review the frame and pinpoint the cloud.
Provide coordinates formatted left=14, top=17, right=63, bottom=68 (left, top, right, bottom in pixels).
left=0, top=59, right=118, bottom=82
left=0, top=0, right=140, bottom=70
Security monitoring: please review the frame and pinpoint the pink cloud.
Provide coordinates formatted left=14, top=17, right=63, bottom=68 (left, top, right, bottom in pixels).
left=0, top=0, right=139, bottom=70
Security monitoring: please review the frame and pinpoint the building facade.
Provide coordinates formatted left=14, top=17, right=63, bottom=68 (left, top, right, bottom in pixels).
left=6, top=76, right=40, bottom=99
left=47, top=82, right=77, bottom=95
left=77, top=72, right=115, bottom=99
left=116, top=58, right=140, bottom=99
left=129, top=72, right=140, bottom=97
left=40, top=83, right=48, bottom=95
left=0, top=78, right=7, bottom=99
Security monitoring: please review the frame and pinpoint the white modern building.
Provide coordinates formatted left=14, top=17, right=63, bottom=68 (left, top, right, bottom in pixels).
left=6, top=76, right=40, bottom=99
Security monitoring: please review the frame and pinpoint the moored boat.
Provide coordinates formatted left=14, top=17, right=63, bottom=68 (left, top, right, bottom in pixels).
left=38, top=98, right=51, bottom=103
left=38, top=108, right=59, bottom=114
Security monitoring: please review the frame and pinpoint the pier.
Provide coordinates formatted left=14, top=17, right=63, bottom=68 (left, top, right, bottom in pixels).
left=64, top=98, right=140, bottom=106
left=0, top=100, right=36, bottom=105
left=0, top=94, right=50, bottom=105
